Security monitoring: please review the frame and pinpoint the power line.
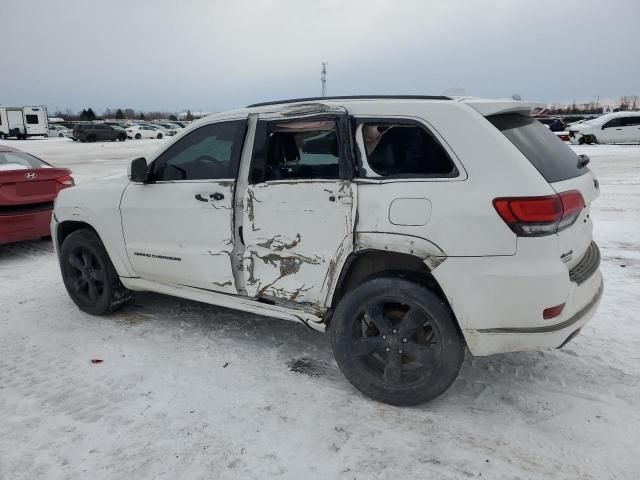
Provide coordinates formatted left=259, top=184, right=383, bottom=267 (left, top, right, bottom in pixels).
left=321, top=62, right=328, bottom=97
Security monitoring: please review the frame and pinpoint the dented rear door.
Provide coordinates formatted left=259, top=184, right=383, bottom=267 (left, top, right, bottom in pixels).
left=241, top=106, right=356, bottom=307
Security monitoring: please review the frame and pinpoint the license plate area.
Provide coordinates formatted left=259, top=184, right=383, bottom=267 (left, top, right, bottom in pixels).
left=16, top=180, right=56, bottom=196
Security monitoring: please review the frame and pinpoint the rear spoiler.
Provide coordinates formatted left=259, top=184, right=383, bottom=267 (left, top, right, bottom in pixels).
left=454, top=97, right=543, bottom=117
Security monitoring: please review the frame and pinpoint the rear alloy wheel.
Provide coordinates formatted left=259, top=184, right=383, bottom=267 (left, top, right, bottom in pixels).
left=60, top=229, right=132, bottom=315
left=331, top=277, right=465, bottom=406
left=135, top=133, right=141, bottom=139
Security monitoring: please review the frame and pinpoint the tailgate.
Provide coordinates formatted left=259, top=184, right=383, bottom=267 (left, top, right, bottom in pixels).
left=550, top=171, right=600, bottom=270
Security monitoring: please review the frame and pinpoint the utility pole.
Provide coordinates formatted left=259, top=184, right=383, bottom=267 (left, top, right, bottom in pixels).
left=321, top=62, right=328, bottom=97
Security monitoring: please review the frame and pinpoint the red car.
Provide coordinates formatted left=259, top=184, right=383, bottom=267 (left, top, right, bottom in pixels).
left=0, top=145, right=74, bottom=244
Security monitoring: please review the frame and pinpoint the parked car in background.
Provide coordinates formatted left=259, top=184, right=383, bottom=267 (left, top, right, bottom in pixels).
left=52, top=95, right=602, bottom=406
left=73, top=124, right=127, bottom=142
left=569, top=112, right=640, bottom=144
left=149, top=124, right=177, bottom=136
left=126, top=125, right=164, bottom=139
left=536, top=117, right=566, bottom=132
left=48, top=125, right=71, bottom=138
left=0, top=145, right=74, bottom=244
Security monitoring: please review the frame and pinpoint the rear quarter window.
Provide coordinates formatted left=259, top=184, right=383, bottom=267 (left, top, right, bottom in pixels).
left=487, top=113, right=587, bottom=183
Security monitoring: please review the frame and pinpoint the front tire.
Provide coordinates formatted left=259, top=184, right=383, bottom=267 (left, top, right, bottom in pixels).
left=118, top=133, right=126, bottom=141
left=331, top=277, right=465, bottom=406
left=135, top=133, right=141, bottom=139
left=59, top=229, right=132, bottom=315
left=156, top=133, right=163, bottom=139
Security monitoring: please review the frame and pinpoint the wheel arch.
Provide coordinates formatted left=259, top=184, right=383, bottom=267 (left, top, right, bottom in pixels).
left=330, top=249, right=452, bottom=316
left=55, top=219, right=133, bottom=277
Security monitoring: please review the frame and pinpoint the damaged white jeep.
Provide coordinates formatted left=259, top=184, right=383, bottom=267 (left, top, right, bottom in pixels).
left=52, top=95, right=603, bottom=405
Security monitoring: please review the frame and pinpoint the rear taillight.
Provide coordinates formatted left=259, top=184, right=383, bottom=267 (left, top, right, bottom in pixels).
left=493, top=190, right=584, bottom=237
left=56, top=175, right=75, bottom=187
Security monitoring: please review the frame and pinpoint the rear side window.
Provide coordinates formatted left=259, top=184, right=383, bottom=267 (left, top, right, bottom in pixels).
left=26, top=115, right=39, bottom=124
left=249, top=120, right=340, bottom=183
left=488, top=113, right=586, bottom=183
left=360, top=121, right=457, bottom=177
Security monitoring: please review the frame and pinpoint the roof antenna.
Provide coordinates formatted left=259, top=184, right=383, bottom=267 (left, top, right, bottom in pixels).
left=321, top=62, right=328, bottom=97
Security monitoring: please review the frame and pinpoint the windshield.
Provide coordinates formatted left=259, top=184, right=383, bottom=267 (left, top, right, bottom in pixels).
left=488, top=113, right=587, bottom=183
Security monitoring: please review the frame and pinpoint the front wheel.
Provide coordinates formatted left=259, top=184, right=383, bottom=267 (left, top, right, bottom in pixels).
left=59, top=229, right=132, bottom=315
left=156, top=133, right=163, bottom=139
left=331, top=277, right=465, bottom=406
left=118, top=133, right=126, bottom=141
left=135, top=133, right=141, bottom=139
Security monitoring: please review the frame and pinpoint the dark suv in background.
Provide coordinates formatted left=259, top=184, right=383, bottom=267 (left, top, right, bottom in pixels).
left=73, top=124, right=127, bottom=142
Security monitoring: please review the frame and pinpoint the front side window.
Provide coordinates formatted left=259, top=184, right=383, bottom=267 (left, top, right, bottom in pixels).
left=151, top=120, right=246, bottom=181
left=603, top=118, right=623, bottom=129
left=250, top=120, right=340, bottom=183
left=26, top=115, right=39, bottom=124
left=359, top=121, right=457, bottom=177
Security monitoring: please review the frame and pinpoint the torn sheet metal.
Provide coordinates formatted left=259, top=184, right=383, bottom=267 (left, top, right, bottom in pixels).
left=241, top=180, right=355, bottom=305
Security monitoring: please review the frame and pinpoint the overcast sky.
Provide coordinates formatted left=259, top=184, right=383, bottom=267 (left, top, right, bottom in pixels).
left=1, top=0, right=639, bottom=113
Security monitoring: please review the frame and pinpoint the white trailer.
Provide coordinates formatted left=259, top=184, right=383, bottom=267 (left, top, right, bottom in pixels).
left=0, top=106, right=49, bottom=139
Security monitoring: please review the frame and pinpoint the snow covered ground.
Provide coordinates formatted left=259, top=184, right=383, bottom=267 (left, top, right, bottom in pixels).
left=1, top=137, right=639, bottom=479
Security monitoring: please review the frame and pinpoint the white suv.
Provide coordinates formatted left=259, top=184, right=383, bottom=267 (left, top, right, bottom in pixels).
left=569, top=111, right=640, bottom=144
left=52, top=96, right=603, bottom=405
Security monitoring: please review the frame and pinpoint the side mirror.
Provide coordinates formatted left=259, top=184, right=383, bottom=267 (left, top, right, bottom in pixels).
left=129, top=157, right=148, bottom=182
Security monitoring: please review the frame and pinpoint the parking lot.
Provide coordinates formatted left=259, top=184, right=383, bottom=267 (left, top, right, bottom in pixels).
left=1, top=137, right=639, bottom=479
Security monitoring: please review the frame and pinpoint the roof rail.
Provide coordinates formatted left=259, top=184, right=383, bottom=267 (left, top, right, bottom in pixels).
left=247, top=95, right=451, bottom=108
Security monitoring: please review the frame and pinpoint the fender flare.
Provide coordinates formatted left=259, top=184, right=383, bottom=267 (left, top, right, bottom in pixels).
left=54, top=210, right=134, bottom=277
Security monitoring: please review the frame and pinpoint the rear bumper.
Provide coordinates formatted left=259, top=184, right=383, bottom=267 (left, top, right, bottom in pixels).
left=432, top=241, right=604, bottom=356
left=0, top=208, right=53, bottom=244
left=465, top=273, right=603, bottom=355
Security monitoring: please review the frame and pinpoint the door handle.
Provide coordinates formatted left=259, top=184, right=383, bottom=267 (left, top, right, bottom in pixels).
left=328, top=194, right=351, bottom=204
left=195, top=193, right=225, bottom=202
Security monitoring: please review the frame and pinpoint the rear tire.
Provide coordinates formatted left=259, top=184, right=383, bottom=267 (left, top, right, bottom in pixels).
left=59, top=229, right=132, bottom=315
left=331, top=277, right=465, bottom=406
